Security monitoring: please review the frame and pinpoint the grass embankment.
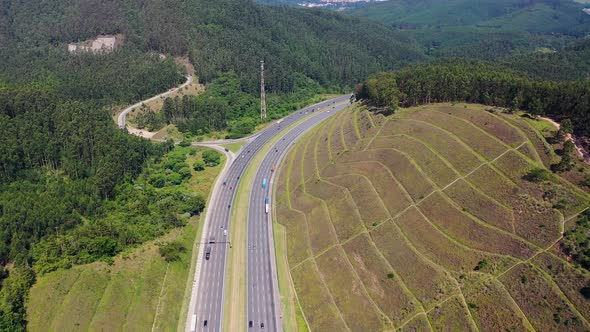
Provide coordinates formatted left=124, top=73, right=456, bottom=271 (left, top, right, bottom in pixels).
left=275, top=102, right=590, bottom=331
left=222, top=141, right=247, bottom=153
left=27, top=148, right=224, bottom=332
left=224, top=99, right=349, bottom=332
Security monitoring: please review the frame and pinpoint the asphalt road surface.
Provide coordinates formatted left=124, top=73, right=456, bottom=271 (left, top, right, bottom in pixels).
left=247, top=97, right=353, bottom=332
left=188, top=95, right=351, bottom=332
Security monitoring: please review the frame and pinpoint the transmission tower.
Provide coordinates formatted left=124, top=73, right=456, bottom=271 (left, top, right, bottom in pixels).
left=260, top=60, right=267, bottom=119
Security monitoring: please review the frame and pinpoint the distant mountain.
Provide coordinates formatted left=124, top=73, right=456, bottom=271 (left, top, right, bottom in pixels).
left=347, top=0, right=590, bottom=34
left=342, top=0, right=590, bottom=61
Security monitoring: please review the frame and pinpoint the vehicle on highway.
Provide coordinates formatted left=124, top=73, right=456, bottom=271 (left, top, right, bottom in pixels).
left=265, top=197, right=270, bottom=214
left=262, top=178, right=267, bottom=189
left=224, top=147, right=229, bottom=152
left=205, top=246, right=211, bottom=260
left=271, top=165, right=275, bottom=172
left=224, top=229, right=227, bottom=236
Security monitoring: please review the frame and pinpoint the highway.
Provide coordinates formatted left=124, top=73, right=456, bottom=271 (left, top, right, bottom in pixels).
left=187, top=95, right=351, bottom=332
left=247, top=97, right=352, bottom=332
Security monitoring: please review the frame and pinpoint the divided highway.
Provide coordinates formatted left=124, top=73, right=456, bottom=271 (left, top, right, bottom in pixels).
left=187, top=95, right=351, bottom=332
left=247, top=97, right=353, bottom=332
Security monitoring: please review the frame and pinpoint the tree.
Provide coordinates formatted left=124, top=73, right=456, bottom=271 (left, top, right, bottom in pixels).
left=529, top=98, right=544, bottom=117
left=162, top=97, right=175, bottom=124
left=202, top=150, right=221, bottom=167
left=185, top=194, right=206, bottom=216
left=365, top=72, right=402, bottom=110
left=193, top=160, right=205, bottom=171
left=508, top=95, right=522, bottom=113
left=561, top=119, right=574, bottom=135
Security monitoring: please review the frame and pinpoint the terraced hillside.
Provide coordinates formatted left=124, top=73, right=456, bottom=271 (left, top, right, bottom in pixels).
left=274, top=103, right=590, bottom=331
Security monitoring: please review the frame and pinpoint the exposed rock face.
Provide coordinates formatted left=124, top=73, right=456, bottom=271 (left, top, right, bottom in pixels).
left=68, top=34, right=124, bottom=54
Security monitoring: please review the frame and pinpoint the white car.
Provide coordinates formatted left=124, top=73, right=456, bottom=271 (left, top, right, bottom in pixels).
left=224, top=229, right=227, bottom=236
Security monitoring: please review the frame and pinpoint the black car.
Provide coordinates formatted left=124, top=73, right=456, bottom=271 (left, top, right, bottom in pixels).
left=205, top=246, right=211, bottom=260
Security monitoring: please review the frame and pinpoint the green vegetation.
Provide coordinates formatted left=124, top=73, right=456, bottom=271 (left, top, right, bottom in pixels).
left=275, top=103, right=590, bottom=331
left=202, top=150, right=221, bottom=167
left=355, top=61, right=590, bottom=135
left=159, top=241, right=187, bottom=262
left=525, top=167, right=552, bottom=183
left=347, top=0, right=590, bottom=72
left=0, top=0, right=423, bottom=94
left=563, top=210, right=590, bottom=269
left=222, top=141, right=247, bottom=153
left=26, top=146, right=223, bottom=331
left=0, top=48, right=184, bottom=106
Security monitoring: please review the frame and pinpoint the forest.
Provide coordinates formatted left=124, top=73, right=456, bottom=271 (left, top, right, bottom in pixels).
left=0, top=0, right=424, bottom=94
left=138, top=71, right=327, bottom=138
left=355, top=61, right=590, bottom=134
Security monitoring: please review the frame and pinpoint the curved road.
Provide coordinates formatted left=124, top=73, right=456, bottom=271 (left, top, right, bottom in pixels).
left=187, top=95, right=352, bottom=332
left=117, top=75, right=193, bottom=128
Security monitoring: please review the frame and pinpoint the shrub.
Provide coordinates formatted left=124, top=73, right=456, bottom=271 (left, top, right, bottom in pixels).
left=179, top=140, right=192, bottom=147
left=562, top=212, right=590, bottom=269
left=475, top=258, right=489, bottom=271
left=524, top=167, right=551, bottom=182
left=193, top=160, right=205, bottom=171
left=202, top=150, right=221, bottom=167
left=159, top=242, right=186, bottom=262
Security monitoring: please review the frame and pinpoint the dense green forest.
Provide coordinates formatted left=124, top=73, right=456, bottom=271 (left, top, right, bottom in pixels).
left=355, top=61, right=590, bottom=134
left=0, top=74, right=216, bottom=328
left=0, top=48, right=185, bottom=105
left=0, top=0, right=424, bottom=94
left=347, top=0, right=590, bottom=57
left=138, top=71, right=328, bottom=138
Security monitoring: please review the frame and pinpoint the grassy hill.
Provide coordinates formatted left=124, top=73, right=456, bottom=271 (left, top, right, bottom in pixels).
left=274, top=103, right=590, bottom=330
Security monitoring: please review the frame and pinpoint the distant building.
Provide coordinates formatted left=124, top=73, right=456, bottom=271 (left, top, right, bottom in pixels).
left=68, top=34, right=123, bottom=54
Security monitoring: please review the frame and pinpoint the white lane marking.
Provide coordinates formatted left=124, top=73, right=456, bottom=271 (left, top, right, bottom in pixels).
left=190, top=314, right=197, bottom=331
